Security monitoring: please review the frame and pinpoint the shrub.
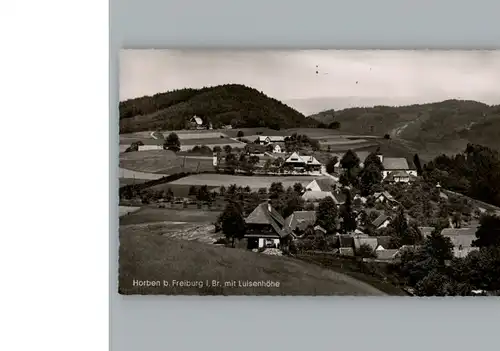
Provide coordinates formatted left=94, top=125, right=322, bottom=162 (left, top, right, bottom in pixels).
left=356, top=243, right=376, bottom=258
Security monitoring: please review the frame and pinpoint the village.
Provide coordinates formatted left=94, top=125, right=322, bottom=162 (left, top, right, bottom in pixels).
left=119, top=115, right=500, bottom=297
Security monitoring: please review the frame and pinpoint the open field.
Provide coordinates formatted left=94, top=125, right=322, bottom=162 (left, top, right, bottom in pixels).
left=119, top=206, right=141, bottom=217
left=321, top=141, right=379, bottom=151
left=174, top=131, right=227, bottom=139
left=181, top=137, right=243, bottom=146
left=120, top=222, right=219, bottom=245
left=120, top=206, right=221, bottom=226
left=223, top=128, right=289, bottom=138
left=147, top=183, right=218, bottom=197
left=119, top=167, right=167, bottom=180
left=119, top=150, right=215, bottom=174
left=118, top=230, right=387, bottom=295
left=120, top=132, right=159, bottom=145
left=168, top=173, right=318, bottom=189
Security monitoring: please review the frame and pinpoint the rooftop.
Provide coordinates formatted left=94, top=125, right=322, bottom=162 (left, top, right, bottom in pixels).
left=306, top=177, right=337, bottom=192
left=375, top=236, right=392, bottom=249
left=374, top=191, right=396, bottom=201
left=191, top=116, right=203, bottom=125
left=383, top=157, right=409, bottom=170
left=245, top=202, right=286, bottom=237
left=376, top=249, right=399, bottom=260
left=372, top=214, right=390, bottom=228
left=285, top=152, right=321, bottom=165
left=284, top=211, right=317, bottom=232
left=258, top=135, right=285, bottom=142
left=302, top=190, right=336, bottom=203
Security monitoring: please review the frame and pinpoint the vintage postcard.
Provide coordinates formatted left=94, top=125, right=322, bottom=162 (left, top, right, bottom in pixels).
left=118, top=49, right=500, bottom=296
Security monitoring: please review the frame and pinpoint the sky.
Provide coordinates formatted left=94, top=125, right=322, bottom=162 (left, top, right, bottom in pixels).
left=120, top=50, right=500, bottom=115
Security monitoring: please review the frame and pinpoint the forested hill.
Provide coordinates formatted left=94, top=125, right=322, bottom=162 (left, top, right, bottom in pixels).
left=309, top=100, right=500, bottom=153
left=119, top=84, right=317, bottom=133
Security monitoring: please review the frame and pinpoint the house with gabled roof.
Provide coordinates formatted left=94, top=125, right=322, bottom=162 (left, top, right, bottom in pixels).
left=302, top=190, right=336, bottom=204
left=284, top=152, right=322, bottom=173
left=256, top=135, right=285, bottom=145
left=283, top=211, right=316, bottom=237
left=270, top=143, right=284, bottom=153
left=244, top=202, right=288, bottom=249
left=305, top=177, right=338, bottom=192
left=385, top=170, right=418, bottom=183
left=372, top=214, right=391, bottom=230
left=375, top=236, right=392, bottom=250
left=189, top=115, right=206, bottom=130
left=379, top=155, right=418, bottom=182
left=373, top=191, right=397, bottom=204
left=314, top=225, right=327, bottom=237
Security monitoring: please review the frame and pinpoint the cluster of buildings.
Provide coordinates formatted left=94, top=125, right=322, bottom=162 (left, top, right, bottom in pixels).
left=241, top=175, right=480, bottom=262
left=214, top=143, right=419, bottom=182
left=242, top=199, right=408, bottom=260
left=330, top=151, right=418, bottom=183
left=213, top=149, right=324, bottom=175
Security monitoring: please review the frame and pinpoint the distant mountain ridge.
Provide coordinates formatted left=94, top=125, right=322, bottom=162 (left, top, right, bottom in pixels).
left=119, top=84, right=317, bottom=133
left=309, top=99, right=500, bottom=156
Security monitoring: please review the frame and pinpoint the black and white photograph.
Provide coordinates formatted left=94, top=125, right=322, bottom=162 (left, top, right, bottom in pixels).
left=118, top=49, right=500, bottom=296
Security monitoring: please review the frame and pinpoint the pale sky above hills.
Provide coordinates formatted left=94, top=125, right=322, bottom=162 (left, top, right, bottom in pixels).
left=120, top=50, right=500, bottom=115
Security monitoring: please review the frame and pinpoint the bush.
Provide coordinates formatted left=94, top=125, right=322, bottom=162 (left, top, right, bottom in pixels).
left=384, top=134, right=391, bottom=139
left=237, top=131, right=244, bottom=137
left=356, top=243, right=376, bottom=258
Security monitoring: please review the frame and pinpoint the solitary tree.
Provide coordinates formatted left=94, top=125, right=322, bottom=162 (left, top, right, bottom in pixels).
left=357, top=243, right=376, bottom=258
left=364, top=152, right=384, bottom=172
left=293, top=182, right=304, bottom=194
left=218, top=202, right=246, bottom=247
left=316, top=197, right=338, bottom=234
left=163, top=132, right=181, bottom=152
left=188, top=185, right=198, bottom=196
left=237, top=130, right=244, bottom=137
left=196, top=185, right=212, bottom=203
left=472, top=215, right=500, bottom=248
left=223, top=145, right=233, bottom=154
left=423, top=228, right=454, bottom=265
left=340, top=149, right=360, bottom=171
left=389, top=207, right=422, bottom=247
left=359, top=163, right=383, bottom=196
left=340, top=189, right=356, bottom=233
left=269, top=182, right=285, bottom=198
left=326, top=156, right=338, bottom=175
